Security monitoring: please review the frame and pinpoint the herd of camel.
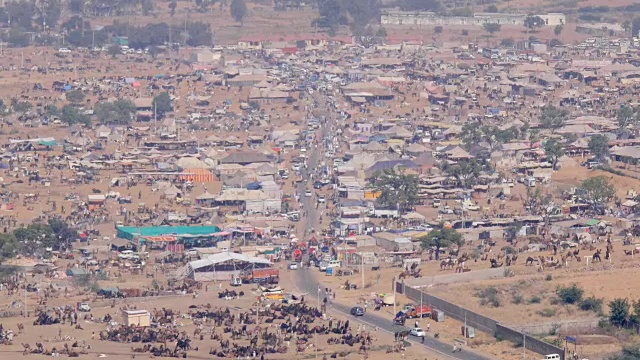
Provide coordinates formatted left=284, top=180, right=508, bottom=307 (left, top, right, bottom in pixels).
left=434, top=241, right=617, bottom=272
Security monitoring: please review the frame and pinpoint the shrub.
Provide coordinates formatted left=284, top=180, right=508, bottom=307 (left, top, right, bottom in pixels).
left=579, top=296, right=603, bottom=313
left=556, top=284, right=584, bottom=304
left=538, top=308, right=557, bottom=317
left=476, top=287, right=502, bottom=307
left=550, top=297, right=560, bottom=305
left=545, top=274, right=553, bottom=281
left=529, top=296, right=542, bottom=304
left=512, top=293, right=524, bottom=305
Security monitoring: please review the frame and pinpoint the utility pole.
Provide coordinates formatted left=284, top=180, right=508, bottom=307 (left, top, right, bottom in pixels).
left=360, top=253, right=364, bottom=289
left=23, top=272, right=27, bottom=318
left=393, top=276, right=396, bottom=317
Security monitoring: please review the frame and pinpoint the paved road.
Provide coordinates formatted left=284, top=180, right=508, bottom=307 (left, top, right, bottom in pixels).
left=291, top=89, right=489, bottom=360
left=291, top=267, right=489, bottom=360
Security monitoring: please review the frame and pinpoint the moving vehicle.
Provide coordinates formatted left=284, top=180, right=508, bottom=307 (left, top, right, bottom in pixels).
left=318, top=195, right=325, bottom=203
left=410, top=328, right=425, bottom=337
left=288, top=263, right=298, bottom=270
left=319, top=260, right=340, bottom=271
left=542, top=355, right=561, bottom=360
left=350, top=306, right=364, bottom=316
left=305, top=190, right=312, bottom=197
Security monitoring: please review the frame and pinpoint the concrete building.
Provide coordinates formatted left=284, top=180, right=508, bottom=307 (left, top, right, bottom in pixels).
left=121, top=309, right=151, bottom=327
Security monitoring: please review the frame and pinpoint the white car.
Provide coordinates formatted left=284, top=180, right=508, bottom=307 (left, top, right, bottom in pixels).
left=318, top=195, right=325, bottom=203
left=305, top=190, right=312, bottom=197
left=410, top=328, right=426, bottom=337
left=58, top=48, right=71, bottom=53
left=288, top=263, right=298, bottom=270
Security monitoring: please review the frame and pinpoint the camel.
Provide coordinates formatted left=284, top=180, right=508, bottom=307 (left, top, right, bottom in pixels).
left=489, top=259, right=503, bottom=268
left=525, top=256, right=535, bottom=265
left=439, top=259, right=455, bottom=270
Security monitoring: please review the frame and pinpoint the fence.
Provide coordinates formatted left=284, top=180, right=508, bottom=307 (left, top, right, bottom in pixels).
left=396, top=280, right=565, bottom=360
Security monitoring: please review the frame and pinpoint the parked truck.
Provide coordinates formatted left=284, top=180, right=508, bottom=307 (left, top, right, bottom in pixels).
left=402, top=304, right=431, bottom=318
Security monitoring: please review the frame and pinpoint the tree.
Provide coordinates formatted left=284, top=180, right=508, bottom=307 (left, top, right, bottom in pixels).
left=68, top=0, right=84, bottom=14
left=94, top=99, right=136, bottom=125
left=11, top=97, right=31, bottom=113
left=632, top=17, right=640, bottom=39
left=582, top=176, right=615, bottom=207
left=419, top=227, right=463, bottom=260
left=47, top=217, right=79, bottom=251
left=369, top=168, right=419, bottom=212
left=38, top=0, right=62, bottom=30
left=107, top=44, right=121, bottom=58
left=65, top=89, right=85, bottom=105
left=609, top=298, right=630, bottom=328
left=622, top=20, right=631, bottom=38
left=6, top=0, right=37, bottom=29
left=524, top=187, right=553, bottom=216
left=231, top=0, right=247, bottom=24
left=588, top=134, right=609, bottom=160
left=60, top=104, right=90, bottom=126
left=523, top=15, right=545, bottom=32
left=607, top=345, right=640, bottom=360
left=434, top=26, right=443, bottom=34
left=556, top=284, right=584, bottom=304
left=441, top=158, right=485, bottom=188
left=186, top=21, right=213, bottom=46
left=549, top=38, right=563, bottom=48
left=483, top=23, right=501, bottom=36
left=169, top=0, right=177, bottom=16
left=544, top=138, right=564, bottom=170
left=0, top=233, right=18, bottom=265
left=539, top=105, right=566, bottom=132
left=630, top=299, right=640, bottom=326
left=7, top=27, right=31, bottom=47
left=554, top=24, right=564, bottom=36
left=617, top=106, right=638, bottom=131
left=400, top=0, right=441, bottom=11
left=152, top=92, right=172, bottom=118
left=485, top=4, right=498, bottom=12
left=500, top=38, right=514, bottom=47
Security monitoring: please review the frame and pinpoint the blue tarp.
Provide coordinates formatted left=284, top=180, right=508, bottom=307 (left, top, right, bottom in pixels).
left=246, top=181, right=261, bottom=190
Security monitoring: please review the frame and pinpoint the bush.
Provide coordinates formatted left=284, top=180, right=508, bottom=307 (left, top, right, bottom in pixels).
left=556, top=284, right=584, bottom=304
left=545, top=274, right=553, bottom=281
left=538, top=308, right=557, bottom=317
left=476, top=287, right=502, bottom=307
left=579, top=296, right=604, bottom=313
left=512, top=293, right=524, bottom=305
left=550, top=297, right=560, bottom=305
left=461, top=29, right=469, bottom=35
left=529, top=296, right=542, bottom=304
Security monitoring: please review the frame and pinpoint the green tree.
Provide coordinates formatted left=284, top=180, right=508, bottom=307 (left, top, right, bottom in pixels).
left=47, top=217, right=79, bottom=250
left=231, top=0, right=247, bottom=23
left=539, top=105, right=566, bottom=132
left=485, top=4, right=498, bottom=12
left=500, top=38, right=514, bottom=47
left=369, top=168, right=419, bottom=212
left=588, top=134, right=609, bottom=160
left=11, top=97, right=31, bottom=113
left=7, top=27, right=31, bottom=47
left=544, top=138, right=564, bottom=170
left=169, top=0, right=177, bottom=16
left=152, top=92, right=172, bottom=118
left=524, top=187, right=553, bottom=216
left=622, top=20, right=631, bottom=38
left=582, top=175, right=615, bottom=207
left=419, top=227, right=463, bottom=260
left=617, top=106, right=638, bottom=131
left=609, top=298, right=630, bottom=328
left=6, top=0, right=36, bottom=29
left=630, top=299, right=640, bottom=326
left=38, top=0, right=62, bottom=30
left=0, top=233, right=18, bottom=265
left=483, top=22, right=501, bottom=36
left=400, top=0, right=441, bottom=11
left=94, top=99, right=136, bottom=125
left=65, top=89, right=85, bottom=105
left=107, top=44, right=121, bottom=58
left=523, top=15, right=545, bottom=32
left=554, top=24, right=563, bottom=36
left=186, top=21, right=213, bottom=46
left=607, top=345, right=640, bottom=360
left=60, top=104, right=90, bottom=126
left=556, top=284, right=584, bottom=304
left=441, top=158, right=485, bottom=188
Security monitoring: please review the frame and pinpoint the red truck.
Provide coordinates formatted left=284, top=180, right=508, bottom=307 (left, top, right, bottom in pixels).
left=403, top=304, right=431, bottom=318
